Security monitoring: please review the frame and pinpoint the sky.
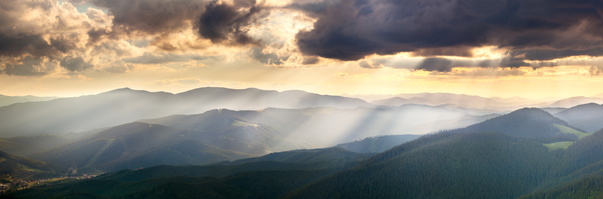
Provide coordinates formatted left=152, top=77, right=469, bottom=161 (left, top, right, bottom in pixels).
left=1, top=0, right=603, bottom=98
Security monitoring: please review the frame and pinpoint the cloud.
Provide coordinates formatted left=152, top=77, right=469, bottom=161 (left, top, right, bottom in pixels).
left=302, top=57, right=320, bottom=65
left=514, top=48, right=603, bottom=61
left=249, top=47, right=286, bottom=65
left=60, top=56, right=94, bottom=72
left=428, top=67, right=528, bottom=77
left=104, top=62, right=135, bottom=73
left=196, top=0, right=264, bottom=45
left=0, top=33, right=74, bottom=58
left=123, top=52, right=209, bottom=64
left=417, top=58, right=454, bottom=72
left=156, top=77, right=205, bottom=85
left=296, top=0, right=603, bottom=61
left=1, top=56, right=55, bottom=76
left=589, top=65, right=603, bottom=76
left=0, top=0, right=114, bottom=76
left=87, top=0, right=204, bottom=35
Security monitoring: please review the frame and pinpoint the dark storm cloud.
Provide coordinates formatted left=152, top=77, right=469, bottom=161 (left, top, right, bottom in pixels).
left=1, top=56, right=49, bottom=76
left=514, top=48, right=603, bottom=61
left=60, top=56, right=94, bottom=72
left=417, top=58, right=454, bottom=72
left=296, top=0, right=603, bottom=61
left=412, top=56, right=530, bottom=72
left=412, top=47, right=474, bottom=57
left=285, top=0, right=340, bottom=17
left=0, top=34, right=75, bottom=59
left=196, top=0, right=263, bottom=45
left=302, top=57, right=320, bottom=65
left=88, top=0, right=205, bottom=35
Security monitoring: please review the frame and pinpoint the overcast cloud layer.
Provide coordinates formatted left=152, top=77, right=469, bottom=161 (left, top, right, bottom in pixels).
left=297, top=0, right=603, bottom=60
left=1, top=0, right=603, bottom=76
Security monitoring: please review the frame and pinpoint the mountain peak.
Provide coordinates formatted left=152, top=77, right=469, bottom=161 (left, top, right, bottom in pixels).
left=103, top=87, right=137, bottom=94
left=570, top=103, right=601, bottom=108
left=452, top=107, right=583, bottom=142
left=507, top=107, right=555, bottom=117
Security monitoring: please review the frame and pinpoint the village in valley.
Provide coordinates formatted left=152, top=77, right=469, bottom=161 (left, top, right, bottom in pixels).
left=0, top=174, right=99, bottom=195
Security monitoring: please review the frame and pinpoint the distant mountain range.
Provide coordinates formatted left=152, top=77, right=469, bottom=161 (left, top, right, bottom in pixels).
left=0, top=95, right=55, bottom=108
left=554, top=103, right=603, bottom=133
left=5, top=87, right=603, bottom=139
left=13, top=107, right=603, bottom=198
left=143, top=105, right=496, bottom=148
left=30, top=122, right=253, bottom=172
left=8, top=87, right=603, bottom=198
left=0, top=87, right=369, bottom=137
left=548, top=96, right=603, bottom=108
left=370, top=93, right=545, bottom=110
left=29, top=105, right=480, bottom=172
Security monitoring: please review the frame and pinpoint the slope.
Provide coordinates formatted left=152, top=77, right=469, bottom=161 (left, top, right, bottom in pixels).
left=554, top=103, right=603, bottom=133
left=144, top=105, right=495, bottom=149
left=288, top=132, right=556, bottom=199
left=11, top=107, right=603, bottom=198
left=549, top=97, right=603, bottom=108
left=0, top=135, right=72, bottom=156
left=0, top=151, right=65, bottom=180
left=0, top=87, right=369, bottom=138
left=334, top=134, right=421, bottom=153
left=30, top=122, right=252, bottom=172
left=448, top=108, right=587, bottom=143
left=0, top=95, right=55, bottom=108
left=9, top=148, right=370, bottom=199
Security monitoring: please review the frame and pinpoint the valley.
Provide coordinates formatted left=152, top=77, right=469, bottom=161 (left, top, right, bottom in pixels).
left=2, top=87, right=603, bottom=198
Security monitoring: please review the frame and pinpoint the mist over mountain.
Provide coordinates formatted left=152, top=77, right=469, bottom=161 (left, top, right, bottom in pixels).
left=15, top=107, right=603, bottom=198
left=0, top=87, right=369, bottom=137
left=334, top=134, right=421, bottom=153
left=0, top=95, right=56, bottom=108
left=447, top=108, right=587, bottom=143
left=0, top=135, right=72, bottom=156
left=0, top=88, right=502, bottom=174
left=554, top=103, right=603, bottom=133
left=7, top=87, right=603, bottom=198
left=30, top=122, right=253, bottom=172
left=549, top=97, right=603, bottom=108
left=143, top=105, right=496, bottom=148
left=370, top=93, right=545, bottom=110
left=13, top=103, right=494, bottom=173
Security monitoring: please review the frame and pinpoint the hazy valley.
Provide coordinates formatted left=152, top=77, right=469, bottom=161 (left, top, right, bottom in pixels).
left=3, top=87, right=603, bottom=198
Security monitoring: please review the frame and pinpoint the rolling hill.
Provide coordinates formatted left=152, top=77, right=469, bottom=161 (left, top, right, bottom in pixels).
left=12, top=106, right=603, bottom=198
left=0, top=87, right=369, bottom=137
left=30, top=122, right=253, bottom=172
left=554, top=103, right=603, bottom=133
left=144, top=105, right=496, bottom=148
left=0, top=135, right=72, bottom=156
left=549, top=97, right=603, bottom=108
left=289, top=132, right=556, bottom=199
left=8, top=148, right=370, bottom=198
left=448, top=108, right=587, bottom=143
left=334, top=134, right=421, bottom=153
left=0, top=151, right=65, bottom=180
left=0, top=95, right=55, bottom=108
left=371, top=93, right=544, bottom=110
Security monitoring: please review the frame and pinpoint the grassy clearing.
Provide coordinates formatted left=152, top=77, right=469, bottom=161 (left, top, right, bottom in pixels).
left=554, top=124, right=590, bottom=139
left=544, top=141, right=574, bottom=151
